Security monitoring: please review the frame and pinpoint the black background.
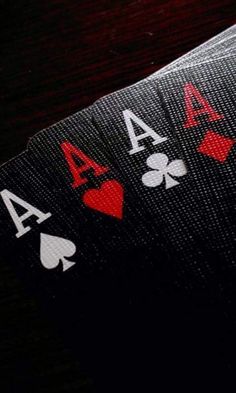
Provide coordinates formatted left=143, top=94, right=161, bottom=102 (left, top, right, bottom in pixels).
left=1, top=1, right=236, bottom=391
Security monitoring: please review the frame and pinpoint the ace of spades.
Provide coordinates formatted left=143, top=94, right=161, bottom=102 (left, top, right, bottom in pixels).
left=0, top=151, right=107, bottom=294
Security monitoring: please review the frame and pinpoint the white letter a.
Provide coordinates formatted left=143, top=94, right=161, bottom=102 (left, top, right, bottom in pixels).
left=1, top=189, right=52, bottom=238
left=123, top=109, right=168, bottom=155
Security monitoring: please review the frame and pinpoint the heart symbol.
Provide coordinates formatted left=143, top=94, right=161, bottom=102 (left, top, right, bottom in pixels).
left=82, top=180, right=124, bottom=219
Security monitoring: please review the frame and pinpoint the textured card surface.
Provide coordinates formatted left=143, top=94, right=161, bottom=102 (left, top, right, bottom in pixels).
left=157, top=56, right=236, bottom=255
left=28, top=107, right=161, bottom=255
left=147, top=24, right=236, bottom=80
left=154, top=56, right=236, bottom=321
left=0, top=151, right=108, bottom=293
left=91, top=80, right=206, bottom=264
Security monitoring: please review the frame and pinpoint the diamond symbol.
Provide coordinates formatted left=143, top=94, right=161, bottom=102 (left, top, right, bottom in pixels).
left=197, top=130, right=235, bottom=163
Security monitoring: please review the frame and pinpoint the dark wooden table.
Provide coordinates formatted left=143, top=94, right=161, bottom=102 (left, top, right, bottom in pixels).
left=1, top=1, right=235, bottom=391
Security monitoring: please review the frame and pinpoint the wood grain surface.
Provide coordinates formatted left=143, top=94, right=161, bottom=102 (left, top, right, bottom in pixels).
left=1, top=1, right=235, bottom=391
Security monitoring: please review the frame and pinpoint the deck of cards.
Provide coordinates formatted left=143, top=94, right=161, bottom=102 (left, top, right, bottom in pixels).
left=1, top=25, right=236, bottom=389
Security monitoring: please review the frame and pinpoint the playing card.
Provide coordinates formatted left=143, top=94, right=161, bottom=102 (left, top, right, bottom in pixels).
left=91, top=77, right=225, bottom=291
left=155, top=55, right=236, bottom=313
left=157, top=56, right=236, bottom=241
left=0, top=150, right=128, bottom=389
left=162, top=36, right=236, bottom=74
left=89, top=49, right=236, bottom=380
left=87, top=66, right=236, bottom=383
left=27, top=107, right=165, bottom=258
left=0, top=150, right=108, bottom=294
left=147, top=24, right=236, bottom=80
left=0, top=147, right=179, bottom=390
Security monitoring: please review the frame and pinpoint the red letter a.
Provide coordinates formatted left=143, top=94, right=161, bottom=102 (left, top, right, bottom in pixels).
left=61, top=142, right=109, bottom=188
left=183, top=83, right=224, bottom=129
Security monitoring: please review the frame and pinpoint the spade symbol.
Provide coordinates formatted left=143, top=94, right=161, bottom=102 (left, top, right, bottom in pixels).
left=40, top=233, right=76, bottom=272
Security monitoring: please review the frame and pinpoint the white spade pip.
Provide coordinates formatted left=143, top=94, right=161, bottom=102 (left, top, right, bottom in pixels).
left=40, top=233, right=76, bottom=272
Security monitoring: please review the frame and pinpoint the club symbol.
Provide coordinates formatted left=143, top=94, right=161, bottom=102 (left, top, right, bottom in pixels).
left=40, top=233, right=76, bottom=272
left=142, top=153, right=187, bottom=189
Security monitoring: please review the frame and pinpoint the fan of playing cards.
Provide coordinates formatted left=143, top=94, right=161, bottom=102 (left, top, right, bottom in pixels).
left=1, top=25, right=236, bottom=387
